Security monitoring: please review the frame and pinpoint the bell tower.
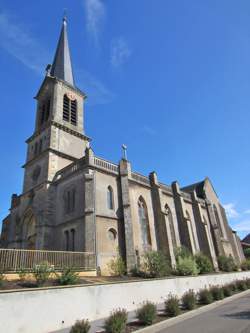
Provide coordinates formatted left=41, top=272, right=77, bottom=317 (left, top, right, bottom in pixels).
left=23, top=17, right=90, bottom=193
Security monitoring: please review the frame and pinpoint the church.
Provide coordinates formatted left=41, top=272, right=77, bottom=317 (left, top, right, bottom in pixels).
left=0, top=18, right=244, bottom=274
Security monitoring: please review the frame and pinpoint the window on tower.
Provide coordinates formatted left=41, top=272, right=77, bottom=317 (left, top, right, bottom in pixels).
left=40, top=105, right=46, bottom=125
left=40, top=99, right=51, bottom=126
left=71, top=99, right=77, bottom=125
left=34, top=142, right=38, bottom=156
left=38, top=139, right=43, bottom=154
left=45, top=99, right=50, bottom=121
left=63, top=94, right=78, bottom=126
left=63, top=94, right=70, bottom=121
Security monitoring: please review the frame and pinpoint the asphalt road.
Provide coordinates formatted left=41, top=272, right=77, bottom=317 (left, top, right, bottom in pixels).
left=158, top=293, right=250, bottom=333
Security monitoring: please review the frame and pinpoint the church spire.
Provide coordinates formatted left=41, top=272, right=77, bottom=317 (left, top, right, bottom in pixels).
left=50, top=16, right=75, bottom=86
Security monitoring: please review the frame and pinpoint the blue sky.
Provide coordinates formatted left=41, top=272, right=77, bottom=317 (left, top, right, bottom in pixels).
left=0, top=0, right=249, bottom=238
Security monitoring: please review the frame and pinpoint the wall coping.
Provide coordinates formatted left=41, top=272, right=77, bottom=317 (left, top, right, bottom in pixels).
left=0, top=270, right=249, bottom=295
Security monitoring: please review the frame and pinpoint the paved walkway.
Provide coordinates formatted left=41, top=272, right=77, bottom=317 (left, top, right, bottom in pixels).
left=158, top=293, right=250, bottom=333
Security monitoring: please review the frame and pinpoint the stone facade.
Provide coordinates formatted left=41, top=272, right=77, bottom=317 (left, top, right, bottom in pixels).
left=0, top=18, right=245, bottom=274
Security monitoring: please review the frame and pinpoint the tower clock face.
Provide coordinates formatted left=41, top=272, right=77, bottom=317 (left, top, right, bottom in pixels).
left=32, top=165, right=41, bottom=181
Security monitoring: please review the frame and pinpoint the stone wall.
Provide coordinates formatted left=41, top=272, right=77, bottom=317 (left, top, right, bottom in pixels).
left=1, top=271, right=250, bottom=333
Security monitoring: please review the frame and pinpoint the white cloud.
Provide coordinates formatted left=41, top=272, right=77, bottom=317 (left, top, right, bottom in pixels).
left=231, top=220, right=250, bottom=232
left=110, top=37, right=132, bottom=68
left=0, top=12, right=49, bottom=74
left=77, top=70, right=114, bottom=105
left=0, top=11, right=113, bottom=106
left=84, top=0, right=105, bottom=46
left=223, top=203, right=239, bottom=219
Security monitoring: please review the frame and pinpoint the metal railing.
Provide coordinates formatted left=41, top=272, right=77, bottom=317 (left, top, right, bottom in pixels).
left=0, top=249, right=96, bottom=272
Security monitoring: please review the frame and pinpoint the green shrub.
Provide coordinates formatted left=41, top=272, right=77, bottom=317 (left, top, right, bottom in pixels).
left=57, top=268, right=80, bottom=285
left=223, top=284, right=233, bottom=297
left=243, top=248, right=250, bottom=259
left=181, top=290, right=196, bottom=310
left=218, top=256, right=237, bottom=272
left=174, top=246, right=191, bottom=259
left=142, top=251, right=171, bottom=278
left=165, top=295, right=180, bottom=317
left=235, top=280, right=247, bottom=291
left=245, top=278, right=250, bottom=288
left=198, top=289, right=213, bottom=304
left=130, top=266, right=148, bottom=278
left=241, top=259, right=250, bottom=271
left=70, top=319, right=90, bottom=333
left=104, top=309, right=128, bottom=333
left=228, top=282, right=237, bottom=292
left=32, top=261, right=53, bottom=286
left=136, top=301, right=157, bottom=325
left=176, top=256, right=199, bottom=276
left=210, top=286, right=224, bottom=300
left=194, top=253, right=213, bottom=274
left=108, top=254, right=126, bottom=277
left=0, top=270, right=5, bottom=287
left=18, top=269, right=29, bottom=282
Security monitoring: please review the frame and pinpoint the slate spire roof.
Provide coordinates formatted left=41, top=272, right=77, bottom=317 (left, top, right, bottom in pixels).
left=50, top=16, right=75, bottom=86
left=181, top=180, right=205, bottom=198
left=242, top=233, right=250, bottom=244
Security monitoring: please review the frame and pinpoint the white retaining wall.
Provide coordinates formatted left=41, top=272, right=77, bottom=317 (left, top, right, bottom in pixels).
left=1, top=271, right=250, bottom=333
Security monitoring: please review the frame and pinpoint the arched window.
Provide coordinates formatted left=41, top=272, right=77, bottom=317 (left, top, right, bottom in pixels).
left=138, top=196, right=151, bottom=248
left=213, top=205, right=223, bottom=237
left=108, top=228, right=117, bottom=241
left=64, top=188, right=76, bottom=213
left=107, top=186, right=114, bottom=210
left=34, top=142, right=38, bottom=156
left=40, top=99, right=50, bottom=126
left=38, top=139, right=43, bottom=154
left=71, top=229, right=75, bottom=251
left=65, top=230, right=69, bottom=251
left=40, top=104, right=46, bottom=125
left=164, top=204, right=177, bottom=248
left=63, top=94, right=70, bottom=121
left=63, top=94, right=78, bottom=126
left=22, top=210, right=36, bottom=250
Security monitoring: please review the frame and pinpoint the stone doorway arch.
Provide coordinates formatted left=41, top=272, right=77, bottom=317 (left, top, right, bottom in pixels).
left=22, top=210, right=37, bottom=250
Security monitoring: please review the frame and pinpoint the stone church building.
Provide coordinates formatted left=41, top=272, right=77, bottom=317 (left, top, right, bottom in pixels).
left=0, top=18, right=244, bottom=274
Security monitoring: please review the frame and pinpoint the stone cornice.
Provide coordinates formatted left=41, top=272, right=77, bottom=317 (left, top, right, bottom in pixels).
left=129, top=178, right=151, bottom=189
left=51, top=121, right=91, bottom=141
left=96, top=214, right=120, bottom=221
left=22, top=148, right=77, bottom=168
left=26, top=121, right=91, bottom=143
left=35, top=76, right=87, bottom=100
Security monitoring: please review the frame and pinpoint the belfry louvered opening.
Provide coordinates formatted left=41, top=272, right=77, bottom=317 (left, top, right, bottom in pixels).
left=63, top=94, right=78, bottom=126
left=71, top=99, right=77, bottom=125
left=63, top=95, right=70, bottom=121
